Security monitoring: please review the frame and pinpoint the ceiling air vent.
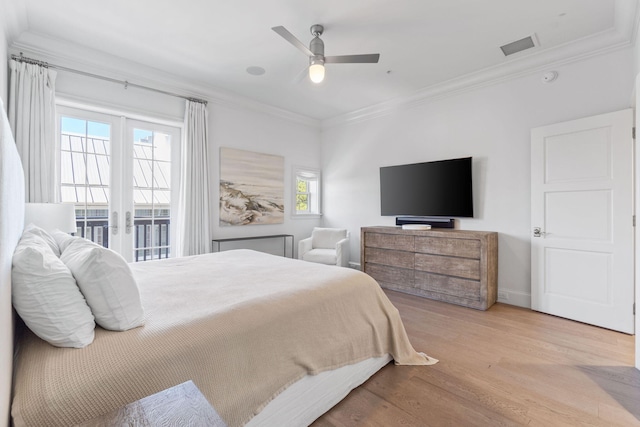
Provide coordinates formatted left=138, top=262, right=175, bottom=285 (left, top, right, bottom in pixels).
left=500, top=35, right=537, bottom=56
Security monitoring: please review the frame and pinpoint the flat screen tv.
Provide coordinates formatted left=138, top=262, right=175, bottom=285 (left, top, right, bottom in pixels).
left=380, top=157, right=473, bottom=217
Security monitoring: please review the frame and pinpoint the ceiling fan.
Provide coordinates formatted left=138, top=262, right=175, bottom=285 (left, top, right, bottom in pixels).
left=272, top=24, right=380, bottom=84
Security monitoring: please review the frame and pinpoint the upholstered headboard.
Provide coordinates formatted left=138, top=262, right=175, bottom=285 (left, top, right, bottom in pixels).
left=0, top=98, right=25, bottom=426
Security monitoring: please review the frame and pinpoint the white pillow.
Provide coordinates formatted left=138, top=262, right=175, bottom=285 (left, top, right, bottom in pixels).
left=23, top=223, right=60, bottom=256
left=61, top=238, right=145, bottom=331
left=51, top=229, right=78, bottom=254
left=312, top=228, right=347, bottom=249
left=12, top=231, right=95, bottom=348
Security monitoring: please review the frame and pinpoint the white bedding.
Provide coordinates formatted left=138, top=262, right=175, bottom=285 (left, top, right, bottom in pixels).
left=12, top=249, right=435, bottom=426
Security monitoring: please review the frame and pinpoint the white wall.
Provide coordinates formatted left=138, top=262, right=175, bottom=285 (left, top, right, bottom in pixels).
left=632, top=9, right=640, bottom=372
left=209, top=104, right=321, bottom=248
left=0, top=0, right=15, bottom=105
left=0, top=33, right=9, bottom=427
left=634, top=73, right=640, bottom=369
left=321, top=47, right=635, bottom=308
left=634, top=14, right=640, bottom=81
left=0, top=0, right=27, bottom=106
left=0, top=6, right=18, bottom=425
left=0, top=32, right=7, bottom=106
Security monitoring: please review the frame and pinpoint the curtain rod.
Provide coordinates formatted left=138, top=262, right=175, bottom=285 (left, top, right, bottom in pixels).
left=10, top=53, right=208, bottom=106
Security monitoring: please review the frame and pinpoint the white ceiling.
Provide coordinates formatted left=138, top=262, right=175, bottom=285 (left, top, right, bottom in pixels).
left=6, top=0, right=639, bottom=121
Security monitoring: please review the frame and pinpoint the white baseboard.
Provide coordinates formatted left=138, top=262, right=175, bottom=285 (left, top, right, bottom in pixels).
left=497, top=289, right=531, bottom=309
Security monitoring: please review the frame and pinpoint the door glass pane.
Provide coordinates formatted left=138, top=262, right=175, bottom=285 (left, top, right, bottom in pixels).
left=132, top=128, right=172, bottom=261
left=60, top=116, right=111, bottom=248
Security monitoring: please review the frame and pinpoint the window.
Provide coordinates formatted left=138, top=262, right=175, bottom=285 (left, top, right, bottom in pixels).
left=293, top=167, right=321, bottom=217
left=58, top=105, right=181, bottom=262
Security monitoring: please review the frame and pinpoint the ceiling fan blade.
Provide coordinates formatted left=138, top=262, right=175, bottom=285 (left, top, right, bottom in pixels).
left=293, top=66, right=309, bottom=84
left=272, top=26, right=313, bottom=57
left=325, top=54, right=380, bottom=64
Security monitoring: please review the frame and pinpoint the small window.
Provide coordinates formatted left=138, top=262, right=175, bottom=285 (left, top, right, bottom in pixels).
left=293, top=167, right=321, bottom=217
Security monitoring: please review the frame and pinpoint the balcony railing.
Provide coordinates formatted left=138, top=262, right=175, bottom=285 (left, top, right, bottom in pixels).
left=76, top=217, right=170, bottom=262
left=133, top=218, right=171, bottom=262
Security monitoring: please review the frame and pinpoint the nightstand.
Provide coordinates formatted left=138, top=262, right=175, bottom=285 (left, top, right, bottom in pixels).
left=76, top=380, right=227, bottom=426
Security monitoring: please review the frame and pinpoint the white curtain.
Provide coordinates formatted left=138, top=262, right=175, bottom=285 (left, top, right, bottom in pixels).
left=8, top=59, right=58, bottom=203
left=177, top=100, right=210, bottom=256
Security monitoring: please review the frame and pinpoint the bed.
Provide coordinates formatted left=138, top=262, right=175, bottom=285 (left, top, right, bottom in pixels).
left=0, top=99, right=436, bottom=427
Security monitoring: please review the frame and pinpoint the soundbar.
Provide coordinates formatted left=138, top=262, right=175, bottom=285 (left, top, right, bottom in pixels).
left=395, top=216, right=455, bottom=229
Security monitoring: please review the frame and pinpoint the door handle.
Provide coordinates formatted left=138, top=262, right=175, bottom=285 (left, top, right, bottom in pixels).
left=126, top=211, right=132, bottom=234
left=111, top=211, right=118, bottom=235
left=533, top=227, right=546, bottom=238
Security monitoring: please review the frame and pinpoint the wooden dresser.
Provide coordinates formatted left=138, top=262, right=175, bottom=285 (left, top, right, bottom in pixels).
left=361, top=226, right=498, bottom=310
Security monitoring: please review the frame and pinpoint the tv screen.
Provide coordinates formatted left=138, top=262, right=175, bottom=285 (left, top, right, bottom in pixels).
left=380, top=157, right=473, bottom=217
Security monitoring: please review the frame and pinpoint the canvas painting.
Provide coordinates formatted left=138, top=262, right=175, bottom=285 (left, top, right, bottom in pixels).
left=219, top=147, right=285, bottom=226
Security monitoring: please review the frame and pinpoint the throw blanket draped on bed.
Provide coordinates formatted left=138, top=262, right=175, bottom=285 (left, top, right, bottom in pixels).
left=12, top=250, right=435, bottom=426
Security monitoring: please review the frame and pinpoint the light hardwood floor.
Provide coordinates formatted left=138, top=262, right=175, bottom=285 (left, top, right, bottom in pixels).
left=314, top=290, right=640, bottom=427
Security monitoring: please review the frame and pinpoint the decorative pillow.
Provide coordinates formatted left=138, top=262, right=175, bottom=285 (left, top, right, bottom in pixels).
left=312, top=228, right=347, bottom=249
left=12, top=231, right=95, bottom=348
left=61, top=238, right=145, bottom=331
left=23, top=223, right=60, bottom=256
left=51, top=229, right=78, bottom=254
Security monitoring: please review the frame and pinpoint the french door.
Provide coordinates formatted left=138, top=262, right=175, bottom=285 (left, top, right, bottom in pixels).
left=57, top=105, right=181, bottom=262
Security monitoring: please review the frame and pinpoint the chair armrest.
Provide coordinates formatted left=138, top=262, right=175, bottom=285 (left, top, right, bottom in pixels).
left=298, top=237, right=313, bottom=259
left=335, top=237, right=350, bottom=267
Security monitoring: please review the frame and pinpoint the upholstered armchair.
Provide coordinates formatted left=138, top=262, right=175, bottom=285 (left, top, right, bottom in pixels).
left=298, top=227, right=350, bottom=267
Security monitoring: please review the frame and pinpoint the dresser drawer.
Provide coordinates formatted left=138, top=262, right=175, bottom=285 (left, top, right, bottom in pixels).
left=365, top=232, right=414, bottom=251
left=365, top=247, right=414, bottom=269
left=414, top=271, right=481, bottom=299
left=415, top=253, right=481, bottom=280
left=415, top=236, right=480, bottom=258
left=366, top=263, right=414, bottom=286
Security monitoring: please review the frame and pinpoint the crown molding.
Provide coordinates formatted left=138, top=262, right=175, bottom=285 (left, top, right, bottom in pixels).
left=10, top=33, right=321, bottom=130
left=322, top=27, right=634, bottom=129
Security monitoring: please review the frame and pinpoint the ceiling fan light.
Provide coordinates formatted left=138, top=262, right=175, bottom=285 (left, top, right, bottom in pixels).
left=309, top=63, right=325, bottom=83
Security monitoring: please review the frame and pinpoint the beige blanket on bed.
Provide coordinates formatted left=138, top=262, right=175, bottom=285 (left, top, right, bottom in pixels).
left=12, top=250, right=435, bottom=426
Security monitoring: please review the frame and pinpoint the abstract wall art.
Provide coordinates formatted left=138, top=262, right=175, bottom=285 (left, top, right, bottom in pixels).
left=219, top=147, right=284, bottom=226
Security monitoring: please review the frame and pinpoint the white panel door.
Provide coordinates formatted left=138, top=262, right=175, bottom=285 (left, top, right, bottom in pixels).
left=531, top=109, right=634, bottom=333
